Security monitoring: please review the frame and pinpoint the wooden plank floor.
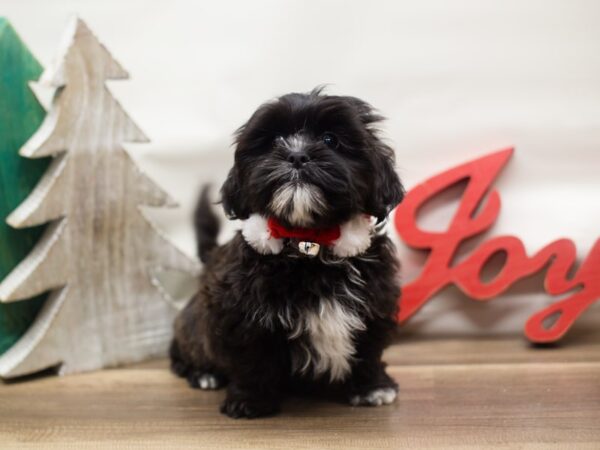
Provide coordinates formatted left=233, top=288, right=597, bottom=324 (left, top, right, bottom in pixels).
left=1, top=329, right=599, bottom=449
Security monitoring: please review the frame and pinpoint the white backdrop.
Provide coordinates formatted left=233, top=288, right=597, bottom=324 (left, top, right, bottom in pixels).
left=4, top=0, right=600, bottom=336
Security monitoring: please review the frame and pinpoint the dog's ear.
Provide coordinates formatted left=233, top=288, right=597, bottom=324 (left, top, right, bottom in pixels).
left=366, top=140, right=405, bottom=222
left=341, top=96, right=405, bottom=221
left=220, top=166, right=249, bottom=220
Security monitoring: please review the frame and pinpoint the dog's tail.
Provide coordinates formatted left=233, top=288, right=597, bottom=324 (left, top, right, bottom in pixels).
left=194, top=185, right=220, bottom=264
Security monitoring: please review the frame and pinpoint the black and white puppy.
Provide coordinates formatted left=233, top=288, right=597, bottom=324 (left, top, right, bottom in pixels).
left=171, top=88, right=404, bottom=419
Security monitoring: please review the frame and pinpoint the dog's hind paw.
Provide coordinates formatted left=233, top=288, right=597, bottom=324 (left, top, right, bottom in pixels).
left=198, top=374, right=221, bottom=390
left=349, top=387, right=397, bottom=406
left=187, top=372, right=225, bottom=390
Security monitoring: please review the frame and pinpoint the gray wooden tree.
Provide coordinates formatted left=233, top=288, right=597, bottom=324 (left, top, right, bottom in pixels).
left=0, top=17, right=198, bottom=378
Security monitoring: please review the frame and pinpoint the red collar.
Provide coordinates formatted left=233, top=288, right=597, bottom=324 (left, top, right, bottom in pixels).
left=267, top=217, right=341, bottom=246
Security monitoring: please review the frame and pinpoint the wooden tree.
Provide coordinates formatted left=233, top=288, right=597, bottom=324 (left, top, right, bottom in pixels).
left=0, top=18, right=49, bottom=355
left=0, top=17, right=198, bottom=378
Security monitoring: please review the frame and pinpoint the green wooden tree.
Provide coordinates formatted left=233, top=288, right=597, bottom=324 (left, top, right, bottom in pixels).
left=0, top=18, right=48, bottom=355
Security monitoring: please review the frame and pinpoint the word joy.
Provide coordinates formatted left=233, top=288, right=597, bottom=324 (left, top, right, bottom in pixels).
left=394, top=148, right=599, bottom=343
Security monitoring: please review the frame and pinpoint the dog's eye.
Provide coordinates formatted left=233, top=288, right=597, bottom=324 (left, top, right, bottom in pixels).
left=322, top=133, right=338, bottom=149
left=272, top=135, right=284, bottom=148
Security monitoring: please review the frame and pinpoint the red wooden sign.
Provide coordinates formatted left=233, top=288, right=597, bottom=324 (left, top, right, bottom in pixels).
left=394, top=148, right=600, bottom=343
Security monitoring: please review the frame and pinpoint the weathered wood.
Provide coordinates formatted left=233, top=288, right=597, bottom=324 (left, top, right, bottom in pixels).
left=0, top=17, right=199, bottom=378
left=0, top=18, right=48, bottom=355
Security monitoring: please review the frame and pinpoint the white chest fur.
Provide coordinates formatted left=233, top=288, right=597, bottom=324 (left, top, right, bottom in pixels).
left=288, top=299, right=365, bottom=382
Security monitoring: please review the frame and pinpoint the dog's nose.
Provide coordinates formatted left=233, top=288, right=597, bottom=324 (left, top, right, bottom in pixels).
left=287, top=152, right=310, bottom=168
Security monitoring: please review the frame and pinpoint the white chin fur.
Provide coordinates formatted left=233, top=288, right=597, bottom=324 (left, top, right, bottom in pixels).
left=269, top=183, right=325, bottom=227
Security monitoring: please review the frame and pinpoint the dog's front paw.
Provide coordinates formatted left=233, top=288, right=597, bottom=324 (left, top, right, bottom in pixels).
left=349, top=387, right=398, bottom=407
left=220, top=397, right=280, bottom=419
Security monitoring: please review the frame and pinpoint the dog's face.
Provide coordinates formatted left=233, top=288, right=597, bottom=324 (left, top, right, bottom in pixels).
left=221, top=89, right=404, bottom=227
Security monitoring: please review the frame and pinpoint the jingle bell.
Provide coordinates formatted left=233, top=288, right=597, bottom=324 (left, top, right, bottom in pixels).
left=298, top=241, right=320, bottom=257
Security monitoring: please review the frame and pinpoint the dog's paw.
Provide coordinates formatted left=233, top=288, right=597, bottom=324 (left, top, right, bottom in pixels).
left=187, top=372, right=225, bottom=390
left=220, top=397, right=280, bottom=419
left=170, top=359, right=189, bottom=378
left=349, top=387, right=397, bottom=406
left=198, top=374, right=222, bottom=390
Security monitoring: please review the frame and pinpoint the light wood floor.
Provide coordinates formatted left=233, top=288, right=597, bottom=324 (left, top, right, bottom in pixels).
left=1, top=329, right=599, bottom=449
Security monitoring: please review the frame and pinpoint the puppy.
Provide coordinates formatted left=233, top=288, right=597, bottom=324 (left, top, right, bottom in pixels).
left=170, top=88, right=404, bottom=418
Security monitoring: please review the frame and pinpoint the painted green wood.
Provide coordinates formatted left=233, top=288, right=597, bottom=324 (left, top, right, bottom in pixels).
left=0, top=18, right=48, bottom=355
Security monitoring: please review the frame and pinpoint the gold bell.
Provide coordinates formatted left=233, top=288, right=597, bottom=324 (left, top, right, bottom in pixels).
left=298, top=241, right=320, bottom=257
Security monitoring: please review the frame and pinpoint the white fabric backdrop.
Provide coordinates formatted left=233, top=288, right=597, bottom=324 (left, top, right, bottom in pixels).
left=4, top=0, right=600, bottom=336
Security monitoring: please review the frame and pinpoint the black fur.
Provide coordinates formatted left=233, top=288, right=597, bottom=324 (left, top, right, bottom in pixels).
left=194, top=185, right=220, bottom=263
left=172, top=88, right=404, bottom=418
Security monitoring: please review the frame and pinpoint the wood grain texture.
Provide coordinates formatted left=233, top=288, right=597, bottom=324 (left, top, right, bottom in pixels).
left=0, top=18, right=49, bottom=355
left=0, top=335, right=598, bottom=449
left=0, top=17, right=198, bottom=378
